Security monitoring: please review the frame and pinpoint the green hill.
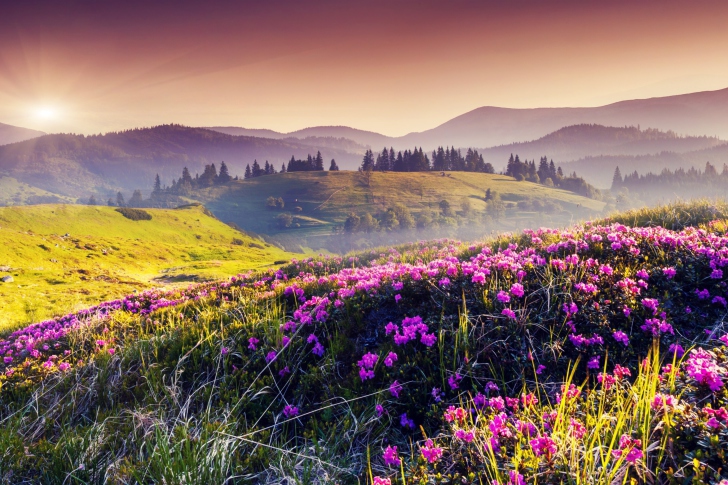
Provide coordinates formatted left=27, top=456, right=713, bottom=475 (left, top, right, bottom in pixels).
left=194, top=170, right=606, bottom=250
left=0, top=204, right=296, bottom=331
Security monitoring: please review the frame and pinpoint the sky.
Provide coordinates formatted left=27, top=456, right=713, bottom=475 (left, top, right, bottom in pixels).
left=1, top=0, right=728, bottom=136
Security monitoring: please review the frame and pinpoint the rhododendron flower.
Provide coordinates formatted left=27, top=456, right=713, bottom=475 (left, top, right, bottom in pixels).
left=501, top=308, right=516, bottom=320
left=265, top=351, right=277, bottom=363
left=400, top=412, right=414, bottom=428
left=587, top=355, right=600, bottom=370
left=510, top=283, right=524, bottom=298
left=651, top=393, right=678, bottom=411
left=420, top=332, right=437, bottom=346
left=383, top=352, right=398, bottom=367
left=613, top=331, right=629, bottom=346
left=641, top=298, right=659, bottom=314
left=448, top=373, right=462, bottom=389
left=375, top=404, right=386, bottom=416
left=431, top=387, right=442, bottom=403
left=662, top=267, right=676, bottom=279
left=444, top=406, right=467, bottom=423
left=58, top=362, right=70, bottom=372
left=623, top=306, right=632, bottom=317
left=612, top=435, right=642, bottom=464
left=711, top=269, right=723, bottom=279
left=108, top=348, right=115, bottom=355
left=372, top=477, right=391, bottom=485
left=278, top=366, right=290, bottom=377
left=684, top=348, right=724, bottom=391
left=247, top=337, right=259, bottom=350
left=497, top=291, right=511, bottom=303
left=668, top=343, right=685, bottom=358
left=613, top=364, right=631, bottom=380
left=394, top=294, right=402, bottom=303
left=536, top=364, right=546, bottom=375
left=390, top=380, right=403, bottom=398
left=421, top=439, right=443, bottom=463
left=568, top=418, right=587, bottom=439
left=530, top=436, right=557, bottom=457
left=220, top=346, right=229, bottom=356
left=96, top=340, right=106, bottom=347
left=282, top=405, right=299, bottom=418
left=382, top=445, right=401, bottom=467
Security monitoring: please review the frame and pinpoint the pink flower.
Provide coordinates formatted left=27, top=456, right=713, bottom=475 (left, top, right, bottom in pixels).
left=613, top=331, right=629, bottom=346
left=587, top=355, right=601, bottom=370
left=394, top=294, right=402, bottom=303
left=372, top=477, right=391, bottom=485
left=58, top=362, right=71, bottom=372
left=536, top=364, right=546, bottom=375
left=497, top=291, right=511, bottom=303
left=382, top=445, right=401, bottom=467
left=108, top=348, right=115, bottom=355
left=390, top=380, right=403, bottom=398
left=448, top=373, right=462, bottom=390
left=375, top=404, right=386, bottom=416
left=421, top=439, right=443, bottom=463
left=662, top=267, right=676, bottom=279
left=684, top=348, right=724, bottom=391
left=248, top=337, right=259, bottom=350
left=501, top=308, right=516, bottom=320
left=510, top=283, right=524, bottom=298
left=530, top=436, right=557, bottom=457
left=455, top=429, right=475, bottom=443
left=568, top=418, right=587, bottom=439
left=221, top=346, right=229, bottom=356
left=384, top=352, right=398, bottom=367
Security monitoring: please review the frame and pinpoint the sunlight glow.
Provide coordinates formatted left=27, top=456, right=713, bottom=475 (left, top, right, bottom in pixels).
left=34, top=106, right=58, bottom=120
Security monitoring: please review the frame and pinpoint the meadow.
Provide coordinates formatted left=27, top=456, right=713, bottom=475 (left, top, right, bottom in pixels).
left=0, top=201, right=727, bottom=484
left=0, top=204, right=294, bottom=331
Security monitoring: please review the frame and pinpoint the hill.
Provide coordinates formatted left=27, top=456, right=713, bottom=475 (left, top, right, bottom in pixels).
left=193, top=170, right=605, bottom=251
left=0, top=204, right=295, bottom=330
left=0, top=125, right=363, bottom=198
left=0, top=174, right=73, bottom=206
left=210, top=87, right=728, bottom=150
left=0, top=201, right=727, bottom=483
left=0, top=121, right=45, bottom=146
left=208, top=125, right=393, bottom=150
left=559, top=141, right=728, bottom=188
left=480, top=124, right=724, bottom=169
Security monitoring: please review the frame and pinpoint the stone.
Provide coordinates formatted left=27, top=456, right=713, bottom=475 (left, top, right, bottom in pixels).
left=1, top=275, right=14, bottom=283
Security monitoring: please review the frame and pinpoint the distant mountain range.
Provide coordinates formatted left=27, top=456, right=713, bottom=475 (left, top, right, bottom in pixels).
left=0, top=125, right=363, bottom=198
left=209, top=87, right=728, bottom=150
left=0, top=122, right=45, bottom=146
left=4, top=86, right=728, bottom=199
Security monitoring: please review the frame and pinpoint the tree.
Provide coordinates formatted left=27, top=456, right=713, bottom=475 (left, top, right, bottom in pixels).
left=359, top=213, right=379, bottom=233
left=116, top=191, right=126, bottom=207
left=181, top=167, right=193, bottom=185
left=329, top=159, right=339, bottom=171
left=276, top=213, right=293, bottom=228
left=439, top=199, right=453, bottom=217
left=244, top=164, right=252, bottom=179
left=252, top=160, right=262, bottom=177
left=88, top=195, right=97, bottom=205
left=485, top=188, right=492, bottom=201
left=128, top=190, right=144, bottom=207
left=611, top=166, right=623, bottom=190
left=483, top=162, right=495, bottom=174
left=280, top=163, right=286, bottom=173
left=360, top=150, right=375, bottom=171
left=343, top=213, right=361, bottom=233
left=391, top=203, right=415, bottom=229
left=314, top=151, right=324, bottom=171
left=218, top=162, right=232, bottom=183
left=107, top=198, right=115, bottom=206
left=153, top=174, right=162, bottom=194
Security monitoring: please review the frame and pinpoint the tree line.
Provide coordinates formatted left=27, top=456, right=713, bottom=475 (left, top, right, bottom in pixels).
left=612, top=162, right=728, bottom=192
left=506, top=154, right=600, bottom=199
left=360, top=147, right=495, bottom=173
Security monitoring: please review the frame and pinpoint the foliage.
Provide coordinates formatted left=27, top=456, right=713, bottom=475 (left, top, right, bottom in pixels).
left=115, top=207, right=152, bottom=221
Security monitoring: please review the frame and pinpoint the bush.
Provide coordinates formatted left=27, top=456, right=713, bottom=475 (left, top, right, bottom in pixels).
left=115, top=208, right=152, bottom=221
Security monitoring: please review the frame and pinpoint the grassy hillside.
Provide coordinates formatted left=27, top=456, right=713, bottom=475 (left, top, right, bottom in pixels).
left=0, top=201, right=727, bottom=483
left=196, top=170, right=606, bottom=250
left=0, top=174, right=72, bottom=206
left=0, top=204, right=295, bottom=331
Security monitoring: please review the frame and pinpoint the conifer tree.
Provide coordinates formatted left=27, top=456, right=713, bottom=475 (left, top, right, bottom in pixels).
left=153, top=174, right=162, bottom=194
left=360, top=150, right=375, bottom=171
left=244, top=164, right=252, bottom=179
left=280, top=163, right=286, bottom=173
left=116, top=191, right=126, bottom=207
left=218, top=161, right=232, bottom=183
left=182, top=167, right=193, bottom=185
left=252, top=160, right=262, bottom=177
left=611, top=166, right=623, bottom=190
left=314, top=151, right=324, bottom=171
left=329, top=159, right=339, bottom=171
left=128, top=189, right=144, bottom=207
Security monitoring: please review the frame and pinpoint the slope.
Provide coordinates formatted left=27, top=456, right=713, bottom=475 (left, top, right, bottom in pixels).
left=0, top=121, right=45, bottom=146
left=0, top=204, right=296, bottom=331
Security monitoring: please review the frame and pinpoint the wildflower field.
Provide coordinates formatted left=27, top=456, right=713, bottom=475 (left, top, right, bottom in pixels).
left=1, top=201, right=727, bottom=484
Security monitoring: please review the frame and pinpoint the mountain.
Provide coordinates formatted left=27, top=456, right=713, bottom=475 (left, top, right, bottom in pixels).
left=399, top=87, right=728, bottom=149
left=209, top=87, right=728, bottom=151
left=0, top=124, right=364, bottom=198
left=559, top=141, right=728, bottom=188
left=480, top=124, right=724, bottom=169
left=207, top=125, right=394, bottom=149
left=0, top=122, right=45, bottom=146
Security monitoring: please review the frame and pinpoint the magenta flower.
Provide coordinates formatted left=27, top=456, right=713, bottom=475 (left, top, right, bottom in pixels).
left=530, top=436, right=557, bottom=457
left=496, top=291, right=511, bottom=303
left=510, top=283, right=524, bottom=298
left=384, top=351, right=398, bottom=367
left=394, top=294, right=402, bottom=303
left=247, top=337, right=259, bottom=350
left=282, top=404, right=299, bottom=418
left=454, top=429, right=475, bottom=442
left=375, top=404, right=386, bottom=416
left=587, top=355, right=601, bottom=370
left=684, top=348, right=724, bottom=391
left=613, top=331, right=629, bottom=346
left=221, top=346, right=229, bottom=356
left=382, top=445, right=401, bottom=467
left=662, top=267, right=677, bottom=279
left=390, top=380, right=403, bottom=398
left=265, top=351, right=277, bottom=363
left=421, top=439, right=443, bottom=463
left=372, top=478, right=391, bottom=485
left=58, top=362, right=71, bottom=372
left=108, top=348, right=115, bottom=355
left=501, top=308, right=516, bottom=320
left=448, top=373, right=462, bottom=390
left=668, top=343, right=685, bottom=358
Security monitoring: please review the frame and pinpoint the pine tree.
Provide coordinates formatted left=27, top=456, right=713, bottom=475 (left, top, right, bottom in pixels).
left=116, top=191, right=126, bottom=207
left=182, top=167, right=193, bottom=185
left=153, top=174, right=162, bottom=194
left=314, top=151, right=324, bottom=171
left=611, top=166, right=623, bottom=190
left=252, top=160, right=262, bottom=177
left=244, top=164, right=252, bottom=179
left=107, top=198, right=115, bottom=206
left=88, top=195, right=97, bottom=205
left=128, top=189, right=144, bottom=207
left=329, top=159, right=339, bottom=171
left=264, top=161, right=271, bottom=175
left=280, top=163, right=286, bottom=173
left=360, top=150, right=375, bottom=171
left=218, top=161, right=232, bottom=183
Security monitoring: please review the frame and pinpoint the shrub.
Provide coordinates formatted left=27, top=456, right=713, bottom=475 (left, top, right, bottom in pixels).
left=115, top=208, right=152, bottom=221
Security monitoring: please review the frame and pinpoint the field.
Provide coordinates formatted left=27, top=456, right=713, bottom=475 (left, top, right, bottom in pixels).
left=195, top=171, right=606, bottom=250
left=0, top=204, right=295, bottom=331
left=0, top=201, right=727, bottom=484
left=0, top=175, right=72, bottom=206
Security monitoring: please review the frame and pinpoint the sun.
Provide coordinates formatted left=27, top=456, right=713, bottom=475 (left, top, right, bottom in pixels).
left=34, top=106, right=58, bottom=120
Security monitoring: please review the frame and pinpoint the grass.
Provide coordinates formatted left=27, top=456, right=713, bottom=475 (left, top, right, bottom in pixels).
left=0, top=203, right=297, bottom=332
left=195, top=171, right=606, bottom=249
left=0, top=175, right=72, bottom=206
left=0, top=201, right=727, bottom=484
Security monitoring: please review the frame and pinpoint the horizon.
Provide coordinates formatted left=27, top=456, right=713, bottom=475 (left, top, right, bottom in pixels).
left=2, top=0, right=728, bottom=136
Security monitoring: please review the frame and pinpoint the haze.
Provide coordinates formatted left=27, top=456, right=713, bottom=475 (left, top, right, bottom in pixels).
left=1, top=0, right=728, bottom=136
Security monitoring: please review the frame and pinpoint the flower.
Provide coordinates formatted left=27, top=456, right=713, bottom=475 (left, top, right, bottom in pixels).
left=536, top=364, right=546, bottom=375
left=530, top=436, right=557, bottom=457
left=247, top=337, right=259, bottom=350
left=372, top=478, right=391, bottom=485
left=383, top=351, right=398, bottom=367
left=382, top=445, right=401, bottom=467
left=587, top=355, right=601, bottom=370
left=684, top=348, right=724, bottom=391
left=455, top=429, right=475, bottom=442
left=613, top=331, right=629, bottom=346
left=282, top=405, right=299, bottom=418
left=421, top=439, right=443, bottom=463
left=496, top=291, right=511, bottom=303
left=221, top=346, right=229, bottom=356
left=375, top=404, right=386, bottom=416
left=510, top=283, right=524, bottom=298
left=390, top=380, right=403, bottom=398
left=400, top=412, right=415, bottom=428
left=448, top=373, right=462, bottom=390
left=501, top=308, right=516, bottom=320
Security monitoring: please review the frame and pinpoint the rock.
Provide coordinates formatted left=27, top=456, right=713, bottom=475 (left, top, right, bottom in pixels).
left=0, top=265, right=10, bottom=272
left=1, top=275, right=14, bottom=283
